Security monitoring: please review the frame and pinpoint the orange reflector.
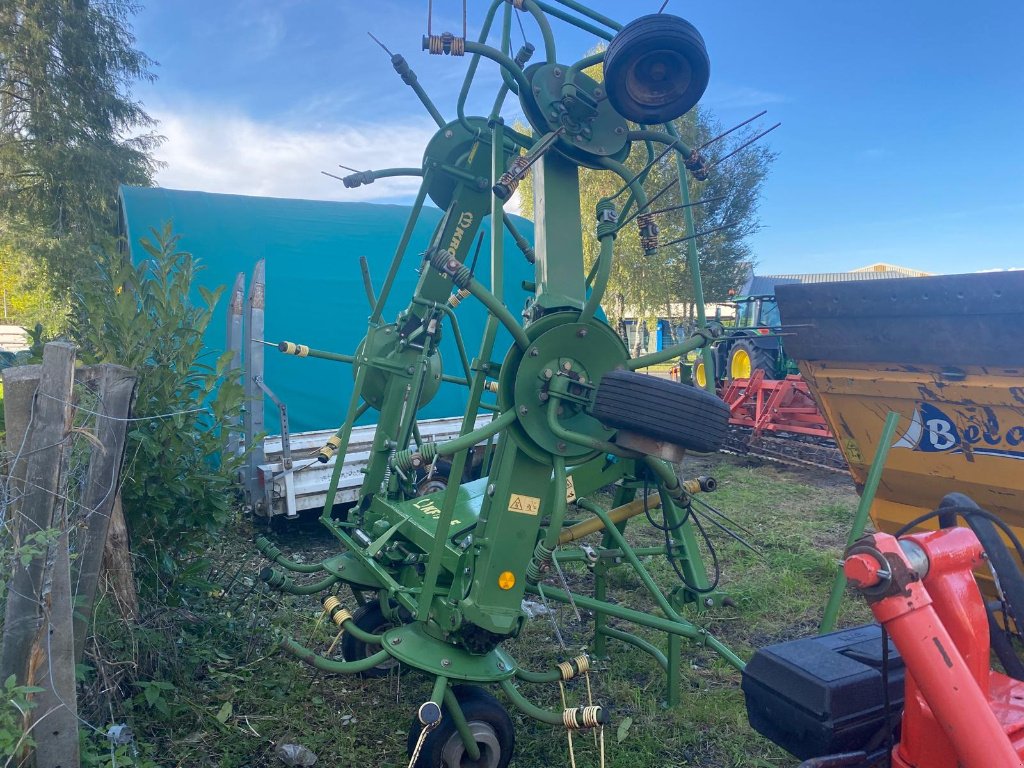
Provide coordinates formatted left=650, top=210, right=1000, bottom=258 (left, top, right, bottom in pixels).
left=757, top=328, right=771, bottom=335
left=498, top=571, right=516, bottom=590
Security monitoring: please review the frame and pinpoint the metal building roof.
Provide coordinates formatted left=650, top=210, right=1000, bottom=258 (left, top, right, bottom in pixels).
left=740, top=270, right=917, bottom=296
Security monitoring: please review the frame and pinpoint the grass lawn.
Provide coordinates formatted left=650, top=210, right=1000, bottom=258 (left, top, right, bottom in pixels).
left=86, top=453, right=871, bottom=767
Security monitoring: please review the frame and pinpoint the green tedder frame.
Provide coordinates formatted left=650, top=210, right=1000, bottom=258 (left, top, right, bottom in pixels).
left=255, top=1, right=747, bottom=762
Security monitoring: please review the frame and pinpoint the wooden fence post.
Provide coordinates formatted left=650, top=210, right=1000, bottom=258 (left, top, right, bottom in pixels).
left=71, top=364, right=137, bottom=663
left=242, top=260, right=266, bottom=505
left=225, top=271, right=245, bottom=463
left=0, top=341, right=78, bottom=767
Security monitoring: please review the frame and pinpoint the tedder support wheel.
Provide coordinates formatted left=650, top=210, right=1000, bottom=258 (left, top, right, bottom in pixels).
left=727, top=339, right=777, bottom=381
left=591, top=369, right=730, bottom=453
left=603, top=13, right=710, bottom=124
left=340, top=601, right=401, bottom=678
left=407, top=685, right=515, bottom=768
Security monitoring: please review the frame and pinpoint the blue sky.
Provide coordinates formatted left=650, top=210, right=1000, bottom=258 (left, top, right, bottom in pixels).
left=131, top=1, right=1024, bottom=275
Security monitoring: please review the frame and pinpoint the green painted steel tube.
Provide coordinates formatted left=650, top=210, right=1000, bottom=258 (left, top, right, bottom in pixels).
left=643, top=456, right=688, bottom=501
left=570, top=51, right=605, bottom=75
left=255, top=536, right=326, bottom=574
left=497, top=3, right=519, bottom=96
left=262, top=568, right=340, bottom=595
left=489, top=83, right=511, bottom=120
left=457, top=0, right=503, bottom=136
left=596, top=156, right=648, bottom=217
left=430, top=675, right=448, bottom=704
left=666, top=121, right=715, bottom=392
left=515, top=666, right=562, bottom=684
left=548, top=0, right=622, bottom=31
left=576, top=498, right=680, bottom=621
left=431, top=408, right=516, bottom=458
left=407, top=81, right=446, bottom=128
left=626, top=332, right=706, bottom=370
left=579, top=230, right=614, bottom=325
left=462, top=42, right=531, bottom=101
left=534, top=1, right=614, bottom=40
left=519, top=0, right=557, bottom=63
left=540, top=455, right=569, bottom=551
left=320, top=363, right=370, bottom=523
left=529, top=582, right=745, bottom=670
left=625, top=130, right=693, bottom=157
left=411, top=299, right=473, bottom=383
left=554, top=545, right=670, bottom=562
left=416, top=119, right=511, bottom=622
left=502, top=212, right=535, bottom=263
left=277, top=344, right=354, bottom=365
left=337, top=618, right=382, bottom=645
left=598, top=626, right=668, bottom=671
left=545, top=395, right=642, bottom=459
left=280, top=637, right=390, bottom=674
left=371, top=171, right=432, bottom=324
left=369, top=167, right=424, bottom=181
left=820, top=411, right=901, bottom=633
left=465, top=275, right=530, bottom=351
left=443, top=685, right=483, bottom=762
left=499, top=679, right=569, bottom=726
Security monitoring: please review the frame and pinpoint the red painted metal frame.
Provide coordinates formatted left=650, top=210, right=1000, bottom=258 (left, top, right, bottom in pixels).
left=720, top=373, right=832, bottom=439
left=845, top=528, right=1024, bottom=768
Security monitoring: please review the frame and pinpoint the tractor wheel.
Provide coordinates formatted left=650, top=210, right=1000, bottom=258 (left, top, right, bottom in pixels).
left=407, top=685, right=515, bottom=768
left=727, top=339, right=777, bottom=381
left=603, top=14, right=710, bottom=124
left=591, top=369, right=729, bottom=453
left=693, top=357, right=713, bottom=389
left=340, top=601, right=402, bottom=678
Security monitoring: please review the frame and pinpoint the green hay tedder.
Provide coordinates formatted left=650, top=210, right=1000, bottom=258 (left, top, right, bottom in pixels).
left=255, top=3, right=768, bottom=764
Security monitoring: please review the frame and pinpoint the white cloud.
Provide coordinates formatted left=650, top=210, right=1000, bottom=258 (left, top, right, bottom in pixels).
left=150, top=105, right=437, bottom=203
left=704, top=85, right=787, bottom=111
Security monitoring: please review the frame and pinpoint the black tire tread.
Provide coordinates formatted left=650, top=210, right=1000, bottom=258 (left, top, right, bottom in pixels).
left=729, top=338, right=779, bottom=380
left=604, top=13, right=710, bottom=123
left=406, top=685, right=515, bottom=768
left=592, top=369, right=729, bottom=453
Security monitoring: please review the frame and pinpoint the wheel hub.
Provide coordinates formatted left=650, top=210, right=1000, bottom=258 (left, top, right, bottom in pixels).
left=440, top=722, right=501, bottom=768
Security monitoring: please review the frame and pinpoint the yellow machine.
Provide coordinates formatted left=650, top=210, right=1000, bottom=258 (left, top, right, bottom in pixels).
left=776, top=271, right=1024, bottom=540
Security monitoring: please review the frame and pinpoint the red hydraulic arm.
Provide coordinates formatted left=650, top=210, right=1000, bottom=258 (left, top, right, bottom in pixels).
left=844, top=528, right=1024, bottom=768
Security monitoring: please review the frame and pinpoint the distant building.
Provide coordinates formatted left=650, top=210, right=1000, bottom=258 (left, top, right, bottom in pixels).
left=738, top=263, right=932, bottom=296
left=620, top=263, right=932, bottom=356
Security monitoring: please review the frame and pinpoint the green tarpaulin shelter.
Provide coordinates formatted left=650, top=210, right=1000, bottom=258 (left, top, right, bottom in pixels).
left=118, top=186, right=535, bottom=434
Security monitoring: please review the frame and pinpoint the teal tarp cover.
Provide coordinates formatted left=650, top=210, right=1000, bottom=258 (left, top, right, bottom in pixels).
left=118, top=186, right=535, bottom=434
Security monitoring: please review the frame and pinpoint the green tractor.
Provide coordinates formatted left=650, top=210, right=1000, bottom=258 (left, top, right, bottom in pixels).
left=692, top=294, right=798, bottom=388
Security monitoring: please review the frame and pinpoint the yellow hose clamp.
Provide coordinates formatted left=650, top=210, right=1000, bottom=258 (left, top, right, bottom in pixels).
left=322, top=596, right=352, bottom=627
left=484, top=381, right=499, bottom=393
left=279, top=341, right=310, bottom=357
left=448, top=288, right=471, bottom=307
left=682, top=478, right=702, bottom=495
left=317, top=435, right=342, bottom=462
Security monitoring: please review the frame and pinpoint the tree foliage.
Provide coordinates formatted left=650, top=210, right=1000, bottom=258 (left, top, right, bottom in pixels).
left=0, top=0, right=160, bottom=295
left=519, top=59, right=774, bottom=332
left=71, top=226, right=244, bottom=587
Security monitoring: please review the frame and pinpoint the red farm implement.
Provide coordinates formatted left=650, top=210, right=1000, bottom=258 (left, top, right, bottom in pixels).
left=720, top=371, right=832, bottom=440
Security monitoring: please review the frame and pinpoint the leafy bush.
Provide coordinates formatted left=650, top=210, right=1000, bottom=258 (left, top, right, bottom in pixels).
left=71, top=224, right=245, bottom=586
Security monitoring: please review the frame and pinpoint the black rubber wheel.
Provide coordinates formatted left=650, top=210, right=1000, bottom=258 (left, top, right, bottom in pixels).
left=726, top=339, right=778, bottom=381
left=591, top=369, right=729, bottom=453
left=406, top=685, right=515, bottom=768
left=603, top=13, right=710, bottom=124
left=340, top=601, right=401, bottom=678
left=416, top=458, right=454, bottom=496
